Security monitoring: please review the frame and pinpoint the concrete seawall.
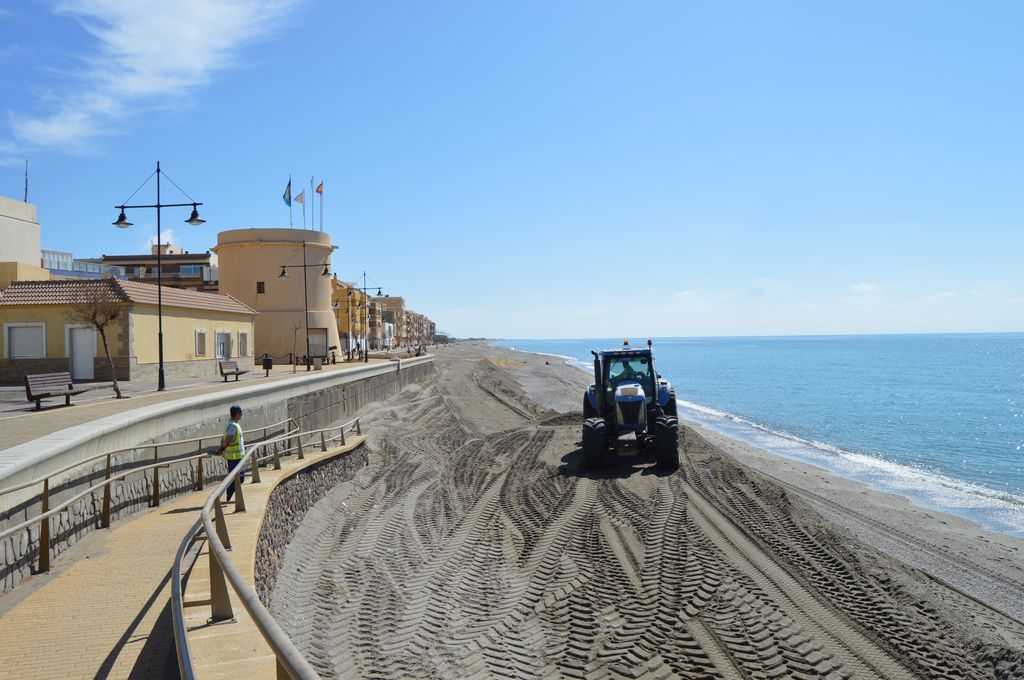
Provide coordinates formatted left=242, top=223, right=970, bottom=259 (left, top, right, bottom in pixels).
left=0, top=356, right=434, bottom=592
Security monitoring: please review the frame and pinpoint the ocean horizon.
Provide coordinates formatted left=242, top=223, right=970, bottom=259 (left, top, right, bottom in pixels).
left=495, top=333, right=1024, bottom=537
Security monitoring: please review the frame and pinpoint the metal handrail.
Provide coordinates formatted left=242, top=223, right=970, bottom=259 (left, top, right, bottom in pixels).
left=0, top=451, right=210, bottom=545
left=174, top=417, right=362, bottom=680
left=172, top=517, right=202, bottom=680
left=0, top=420, right=300, bottom=573
left=0, top=417, right=299, bottom=498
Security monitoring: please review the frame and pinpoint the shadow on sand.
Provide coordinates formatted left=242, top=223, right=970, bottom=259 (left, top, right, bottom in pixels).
left=557, top=447, right=674, bottom=480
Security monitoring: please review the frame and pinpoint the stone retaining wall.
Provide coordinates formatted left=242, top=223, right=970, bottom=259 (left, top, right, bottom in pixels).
left=0, top=357, right=434, bottom=592
left=254, top=445, right=370, bottom=606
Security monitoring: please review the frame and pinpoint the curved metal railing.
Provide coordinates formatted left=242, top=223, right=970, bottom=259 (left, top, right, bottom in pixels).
left=172, top=417, right=363, bottom=680
left=0, top=418, right=299, bottom=573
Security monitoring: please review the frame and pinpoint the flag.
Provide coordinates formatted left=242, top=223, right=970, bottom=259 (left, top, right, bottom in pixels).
left=294, top=189, right=305, bottom=204
left=316, top=181, right=323, bottom=195
left=282, top=179, right=292, bottom=206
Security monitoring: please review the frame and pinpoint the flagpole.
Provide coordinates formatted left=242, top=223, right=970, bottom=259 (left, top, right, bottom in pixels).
left=289, top=175, right=293, bottom=228
left=310, top=176, right=315, bottom=230
left=320, top=181, right=324, bottom=231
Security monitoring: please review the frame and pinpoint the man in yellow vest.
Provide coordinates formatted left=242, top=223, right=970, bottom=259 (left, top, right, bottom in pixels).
left=217, top=405, right=245, bottom=502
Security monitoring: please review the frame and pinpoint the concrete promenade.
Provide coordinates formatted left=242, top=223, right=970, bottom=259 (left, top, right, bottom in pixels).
left=0, top=357, right=392, bottom=451
left=0, top=432, right=366, bottom=679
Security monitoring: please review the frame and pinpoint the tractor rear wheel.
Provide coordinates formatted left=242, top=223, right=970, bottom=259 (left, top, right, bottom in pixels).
left=582, top=417, right=607, bottom=470
left=655, top=416, right=680, bottom=470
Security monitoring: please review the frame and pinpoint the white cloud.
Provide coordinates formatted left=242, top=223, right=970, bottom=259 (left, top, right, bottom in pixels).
left=145, top=227, right=176, bottom=250
left=850, top=282, right=883, bottom=294
left=921, top=291, right=958, bottom=303
left=673, top=289, right=697, bottom=299
left=5, top=0, right=298, bottom=152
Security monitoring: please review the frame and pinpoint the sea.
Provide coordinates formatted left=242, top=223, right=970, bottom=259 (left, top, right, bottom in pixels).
left=495, top=334, right=1024, bottom=537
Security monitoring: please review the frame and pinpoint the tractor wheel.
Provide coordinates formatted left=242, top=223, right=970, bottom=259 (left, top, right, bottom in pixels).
left=655, top=416, right=680, bottom=470
left=582, top=417, right=607, bottom=470
left=664, top=390, right=678, bottom=417
left=583, top=395, right=596, bottom=418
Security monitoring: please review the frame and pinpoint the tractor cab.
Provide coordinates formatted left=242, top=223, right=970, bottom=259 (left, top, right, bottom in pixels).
left=582, top=340, right=680, bottom=470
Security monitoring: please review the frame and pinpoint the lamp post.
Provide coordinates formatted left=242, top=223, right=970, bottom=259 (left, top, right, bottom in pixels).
left=113, top=161, right=205, bottom=391
left=278, top=241, right=331, bottom=370
left=346, top=272, right=384, bottom=363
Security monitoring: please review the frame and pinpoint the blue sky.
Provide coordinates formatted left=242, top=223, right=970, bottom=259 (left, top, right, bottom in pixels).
left=1, top=1, right=1022, bottom=338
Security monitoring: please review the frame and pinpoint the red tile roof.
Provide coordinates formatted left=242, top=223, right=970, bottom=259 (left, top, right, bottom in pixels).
left=0, top=279, right=257, bottom=316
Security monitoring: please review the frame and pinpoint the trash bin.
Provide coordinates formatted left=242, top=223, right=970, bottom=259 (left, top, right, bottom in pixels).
left=262, top=354, right=273, bottom=376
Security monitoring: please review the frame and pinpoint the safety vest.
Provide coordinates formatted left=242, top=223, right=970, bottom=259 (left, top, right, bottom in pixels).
left=223, top=420, right=245, bottom=460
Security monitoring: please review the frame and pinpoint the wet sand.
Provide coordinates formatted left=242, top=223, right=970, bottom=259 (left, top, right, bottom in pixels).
left=270, top=342, right=1024, bottom=678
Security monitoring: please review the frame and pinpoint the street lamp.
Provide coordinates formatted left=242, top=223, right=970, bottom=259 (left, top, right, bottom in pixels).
left=278, top=241, right=331, bottom=370
left=113, top=161, right=204, bottom=391
left=346, top=271, right=385, bottom=363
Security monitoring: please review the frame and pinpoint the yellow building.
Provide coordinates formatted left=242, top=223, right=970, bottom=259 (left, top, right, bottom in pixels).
left=215, top=229, right=340, bottom=363
left=0, top=279, right=256, bottom=385
left=333, top=279, right=376, bottom=355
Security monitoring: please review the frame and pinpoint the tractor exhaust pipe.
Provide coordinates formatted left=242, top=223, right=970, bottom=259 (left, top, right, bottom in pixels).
left=591, top=351, right=604, bottom=414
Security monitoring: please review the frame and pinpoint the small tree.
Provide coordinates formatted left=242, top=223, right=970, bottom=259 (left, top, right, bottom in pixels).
left=66, top=283, right=124, bottom=399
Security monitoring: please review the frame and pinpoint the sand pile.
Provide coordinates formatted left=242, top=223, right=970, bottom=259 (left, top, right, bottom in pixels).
left=270, top=343, right=1024, bottom=679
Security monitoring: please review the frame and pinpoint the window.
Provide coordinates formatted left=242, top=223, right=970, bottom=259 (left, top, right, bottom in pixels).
left=195, top=330, right=207, bottom=356
left=215, top=332, right=232, bottom=359
left=179, top=264, right=204, bottom=277
left=5, top=323, right=46, bottom=359
left=238, top=331, right=248, bottom=357
left=256, top=281, right=265, bottom=294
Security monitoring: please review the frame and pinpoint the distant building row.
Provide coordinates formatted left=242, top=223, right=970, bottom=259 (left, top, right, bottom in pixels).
left=0, top=196, right=438, bottom=384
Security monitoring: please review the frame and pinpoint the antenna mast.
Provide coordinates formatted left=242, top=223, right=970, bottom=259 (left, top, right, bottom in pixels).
left=23, top=160, right=28, bottom=202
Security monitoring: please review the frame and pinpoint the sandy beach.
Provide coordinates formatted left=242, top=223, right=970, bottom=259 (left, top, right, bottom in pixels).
left=270, top=341, right=1024, bottom=678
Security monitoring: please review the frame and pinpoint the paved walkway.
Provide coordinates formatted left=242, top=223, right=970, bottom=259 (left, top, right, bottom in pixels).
left=0, top=358, right=392, bottom=451
left=0, top=437, right=365, bottom=679
left=184, top=437, right=365, bottom=679
left=0, top=484, right=207, bottom=679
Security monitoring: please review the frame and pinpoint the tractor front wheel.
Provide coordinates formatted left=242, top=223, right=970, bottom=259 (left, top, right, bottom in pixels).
left=655, top=415, right=680, bottom=470
left=582, top=417, right=607, bottom=470
left=664, top=390, right=678, bottom=417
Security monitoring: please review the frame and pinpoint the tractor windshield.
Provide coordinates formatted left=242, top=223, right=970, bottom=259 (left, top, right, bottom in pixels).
left=606, top=356, right=654, bottom=395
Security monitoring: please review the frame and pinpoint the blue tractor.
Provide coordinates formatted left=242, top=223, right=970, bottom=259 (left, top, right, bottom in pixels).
left=582, top=340, right=679, bottom=470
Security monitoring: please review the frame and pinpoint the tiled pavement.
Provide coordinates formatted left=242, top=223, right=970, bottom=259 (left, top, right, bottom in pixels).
left=0, top=485, right=207, bottom=679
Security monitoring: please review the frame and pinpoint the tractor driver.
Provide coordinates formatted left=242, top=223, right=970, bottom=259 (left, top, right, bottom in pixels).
left=617, top=360, right=640, bottom=382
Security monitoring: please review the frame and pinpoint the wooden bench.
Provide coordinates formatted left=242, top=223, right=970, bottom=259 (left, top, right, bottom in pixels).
left=24, top=372, right=92, bottom=411
left=218, top=360, right=249, bottom=382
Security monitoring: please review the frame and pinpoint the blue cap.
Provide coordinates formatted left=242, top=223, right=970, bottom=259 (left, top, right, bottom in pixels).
left=230, top=405, right=243, bottom=416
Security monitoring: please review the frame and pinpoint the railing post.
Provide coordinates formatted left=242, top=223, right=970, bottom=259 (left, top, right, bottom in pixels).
left=320, top=431, right=327, bottom=452
left=233, top=472, right=246, bottom=512
left=38, top=479, right=50, bottom=573
left=249, top=449, right=262, bottom=484
left=272, top=442, right=281, bottom=470
left=213, top=497, right=232, bottom=550
left=297, top=435, right=305, bottom=460
left=356, top=418, right=362, bottom=435
left=151, top=445, right=160, bottom=507
left=101, top=455, right=112, bottom=528
left=196, top=442, right=205, bottom=491
left=340, top=426, right=346, bottom=446
left=208, top=547, right=234, bottom=622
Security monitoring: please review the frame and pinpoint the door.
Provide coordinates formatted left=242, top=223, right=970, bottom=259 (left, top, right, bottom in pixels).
left=70, top=327, right=96, bottom=380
